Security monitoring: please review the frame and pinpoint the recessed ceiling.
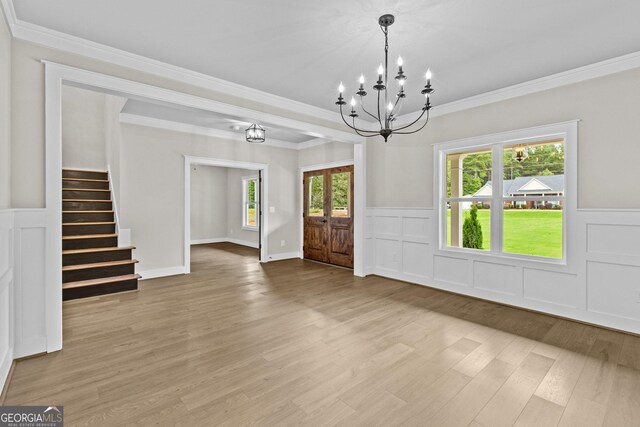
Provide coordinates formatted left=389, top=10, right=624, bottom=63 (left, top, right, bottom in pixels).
left=121, top=99, right=314, bottom=144
left=14, top=1, right=640, bottom=114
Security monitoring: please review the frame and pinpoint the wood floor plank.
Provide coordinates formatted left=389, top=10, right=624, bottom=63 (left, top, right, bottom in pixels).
left=3, top=242, right=639, bottom=426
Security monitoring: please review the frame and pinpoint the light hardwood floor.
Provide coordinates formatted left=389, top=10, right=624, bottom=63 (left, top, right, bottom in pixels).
left=5, top=243, right=640, bottom=426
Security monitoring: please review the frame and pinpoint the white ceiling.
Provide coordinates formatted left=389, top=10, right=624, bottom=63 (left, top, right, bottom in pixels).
left=14, top=1, right=640, bottom=114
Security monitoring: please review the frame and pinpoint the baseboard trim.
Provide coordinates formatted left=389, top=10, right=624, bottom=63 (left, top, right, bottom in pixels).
left=266, top=252, right=302, bottom=262
left=190, top=237, right=228, bottom=245
left=227, top=238, right=259, bottom=249
left=191, top=237, right=259, bottom=249
left=0, top=359, right=15, bottom=405
left=139, top=266, right=188, bottom=280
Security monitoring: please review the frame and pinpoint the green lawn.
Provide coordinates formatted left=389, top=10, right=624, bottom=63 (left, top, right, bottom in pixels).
left=447, top=209, right=562, bottom=258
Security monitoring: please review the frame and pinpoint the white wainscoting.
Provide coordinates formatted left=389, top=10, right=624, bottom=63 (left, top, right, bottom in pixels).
left=365, top=207, right=640, bottom=334
left=0, top=210, right=14, bottom=393
left=12, top=209, right=48, bottom=358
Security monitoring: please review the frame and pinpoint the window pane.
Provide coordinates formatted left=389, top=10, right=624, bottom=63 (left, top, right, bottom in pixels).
left=308, top=175, right=324, bottom=217
left=246, top=203, right=257, bottom=227
left=503, top=200, right=562, bottom=258
left=247, top=179, right=257, bottom=203
left=503, top=140, right=564, bottom=196
left=331, top=172, right=350, bottom=217
left=447, top=150, right=493, bottom=198
left=446, top=201, right=491, bottom=250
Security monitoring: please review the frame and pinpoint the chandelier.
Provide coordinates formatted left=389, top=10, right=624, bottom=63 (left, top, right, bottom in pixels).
left=336, top=14, right=435, bottom=142
left=245, top=124, right=265, bottom=143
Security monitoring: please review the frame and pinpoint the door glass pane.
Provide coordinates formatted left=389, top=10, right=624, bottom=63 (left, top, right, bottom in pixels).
left=331, top=172, right=350, bottom=217
left=308, top=175, right=324, bottom=217
left=446, top=201, right=491, bottom=250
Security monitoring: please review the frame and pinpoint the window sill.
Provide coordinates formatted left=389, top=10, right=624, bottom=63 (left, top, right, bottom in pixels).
left=242, top=226, right=259, bottom=232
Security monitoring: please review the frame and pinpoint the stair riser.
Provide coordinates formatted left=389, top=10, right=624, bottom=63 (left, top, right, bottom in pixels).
left=63, top=263, right=136, bottom=283
left=63, top=201, right=113, bottom=211
left=63, top=212, right=114, bottom=223
left=62, top=190, right=111, bottom=200
left=62, top=170, right=108, bottom=180
left=63, top=223, right=116, bottom=236
left=63, top=249, right=133, bottom=266
left=63, top=279, right=138, bottom=301
left=63, top=236, right=117, bottom=250
left=62, top=180, right=109, bottom=190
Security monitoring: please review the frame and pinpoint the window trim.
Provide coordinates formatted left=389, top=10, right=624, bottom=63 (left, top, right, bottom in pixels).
left=434, top=120, right=578, bottom=270
left=242, top=175, right=259, bottom=231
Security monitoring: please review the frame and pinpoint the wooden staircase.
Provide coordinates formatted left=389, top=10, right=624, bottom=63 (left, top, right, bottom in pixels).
left=62, top=169, right=140, bottom=300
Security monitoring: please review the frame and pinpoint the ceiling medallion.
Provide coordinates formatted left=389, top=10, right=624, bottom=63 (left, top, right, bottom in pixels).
left=245, top=123, right=266, bottom=143
left=336, top=14, right=435, bottom=142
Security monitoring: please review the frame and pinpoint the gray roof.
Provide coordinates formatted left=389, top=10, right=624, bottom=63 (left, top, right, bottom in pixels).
left=473, top=174, right=564, bottom=197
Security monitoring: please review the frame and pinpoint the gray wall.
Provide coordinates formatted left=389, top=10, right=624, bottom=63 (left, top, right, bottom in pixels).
left=62, top=86, right=107, bottom=170
left=190, top=165, right=228, bottom=241
left=118, top=124, right=298, bottom=272
left=0, top=14, right=10, bottom=209
left=367, top=68, right=640, bottom=209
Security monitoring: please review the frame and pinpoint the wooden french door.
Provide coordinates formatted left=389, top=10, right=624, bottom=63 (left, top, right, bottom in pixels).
left=303, top=165, right=354, bottom=268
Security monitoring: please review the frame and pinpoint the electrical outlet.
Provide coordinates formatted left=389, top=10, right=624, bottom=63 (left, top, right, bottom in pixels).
left=281, top=240, right=285, bottom=247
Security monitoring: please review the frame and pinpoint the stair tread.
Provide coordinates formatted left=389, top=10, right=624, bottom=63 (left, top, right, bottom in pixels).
left=62, top=233, right=117, bottom=240
left=63, top=246, right=136, bottom=254
left=63, top=210, right=113, bottom=213
left=63, top=259, right=139, bottom=271
left=62, top=188, right=111, bottom=192
left=62, top=177, right=109, bottom=183
left=63, top=274, right=140, bottom=289
left=63, top=168, right=107, bottom=173
left=63, top=199, right=112, bottom=202
left=63, top=222, right=116, bottom=226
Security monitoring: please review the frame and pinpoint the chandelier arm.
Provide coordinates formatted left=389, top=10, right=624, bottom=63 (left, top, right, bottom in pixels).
left=359, top=97, right=380, bottom=122
left=383, top=25, right=389, bottom=128
left=339, top=105, right=375, bottom=133
left=389, top=95, right=402, bottom=119
left=391, top=110, right=431, bottom=134
left=391, top=108, right=428, bottom=132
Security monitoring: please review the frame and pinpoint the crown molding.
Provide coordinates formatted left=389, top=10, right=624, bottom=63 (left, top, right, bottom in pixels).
left=395, top=50, right=640, bottom=126
left=0, top=0, right=16, bottom=35
left=7, top=0, right=640, bottom=131
left=6, top=4, right=340, bottom=126
left=119, top=113, right=328, bottom=151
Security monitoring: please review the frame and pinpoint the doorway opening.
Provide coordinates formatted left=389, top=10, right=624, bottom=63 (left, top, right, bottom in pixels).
left=184, top=156, right=269, bottom=272
left=303, top=165, right=354, bottom=268
left=189, top=164, right=262, bottom=267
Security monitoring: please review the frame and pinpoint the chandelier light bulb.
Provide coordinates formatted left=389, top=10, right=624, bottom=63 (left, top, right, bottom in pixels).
left=387, top=102, right=394, bottom=112
left=359, top=74, right=365, bottom=84
left=425, top=69, right=432, bottom=80
left=397, top=56, right=403, bottom=67
left=350, top=97, right=356, bottom=107
left=378, top=64, right=384, bottom=76
left=399, top=78, right=405, bottom=86
left=338, top=82, right=344, bottom=93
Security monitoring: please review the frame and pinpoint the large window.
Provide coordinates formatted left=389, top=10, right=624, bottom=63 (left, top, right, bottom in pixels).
left=242, top=176, right=259, bottom=230
left=438, top=123, right=576, bottom=262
